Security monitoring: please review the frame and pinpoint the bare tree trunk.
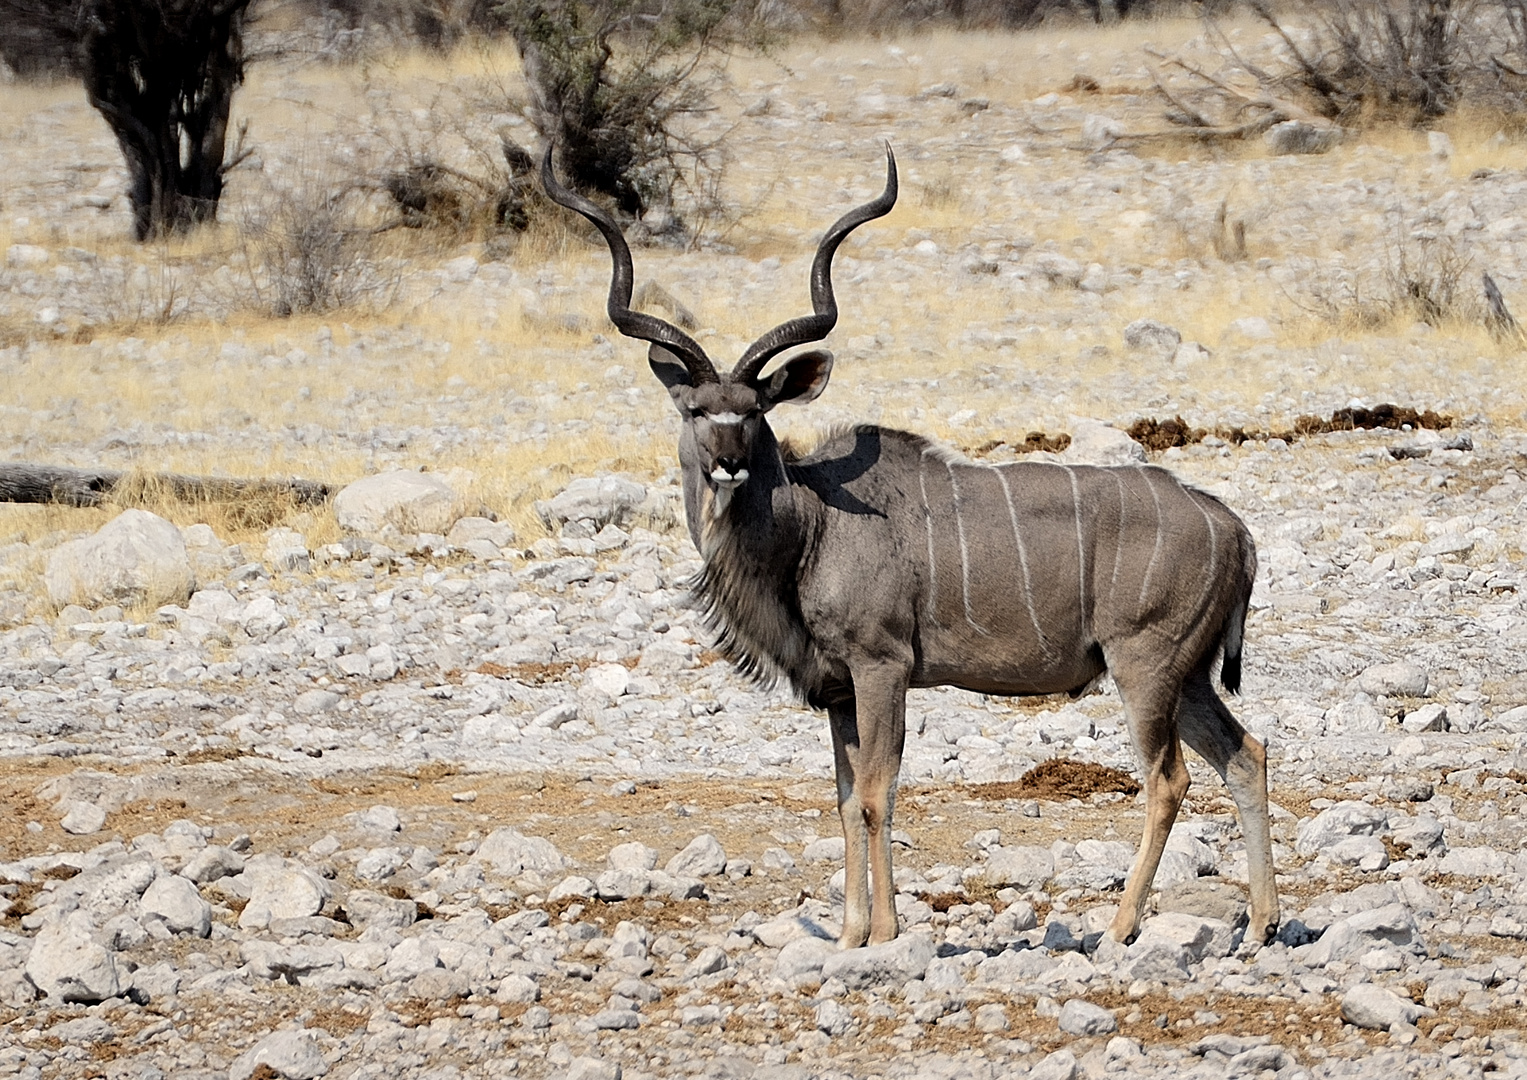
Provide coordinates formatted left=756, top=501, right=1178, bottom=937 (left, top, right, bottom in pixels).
left=0, top=463, right=331, bottom=508
left=81, top=0, right=253, bottom=241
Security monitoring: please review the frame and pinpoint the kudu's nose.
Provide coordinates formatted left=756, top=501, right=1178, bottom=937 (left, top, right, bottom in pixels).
left=715, top=456, right=746, bottom=479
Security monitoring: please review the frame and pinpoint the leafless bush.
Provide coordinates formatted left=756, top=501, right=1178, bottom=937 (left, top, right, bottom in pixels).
left=342, top=73, right=547, bottom=243
left=1493, top=0, right=1527, bottom=110
left=1157, top=1, right=1527, bottom=136
left=812, top=0, right=1176, bottom=29
left=1247, top=0, right=1474, bottom=124
left=377, top=135, right=545, bottom=234
left=1292, top=225, right=1484, bottom=330
left=235, top=171, right=396, bottom=316
left=102, top=246, right=199, bottom=327
left=1385, top=232, right=1477, bottom=325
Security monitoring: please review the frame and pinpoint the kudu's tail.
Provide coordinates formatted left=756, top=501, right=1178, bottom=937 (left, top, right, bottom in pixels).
left=1219, top=526, right=1257, bottom=695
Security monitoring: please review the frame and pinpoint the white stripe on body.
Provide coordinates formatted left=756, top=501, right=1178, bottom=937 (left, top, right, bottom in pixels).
left=1063, top=466, right=1090, bottom=640
left=993, top=464, right=1059, bottom=665
left=1109, top=471, right=1127, bottom=602
left=1138, top=468, right=1166, bottom=616
left=946, top=463, right=991, bottom=637
left=1188, top=489, right=1221, bottom=630
left=918, top=450, right=942, bottom=627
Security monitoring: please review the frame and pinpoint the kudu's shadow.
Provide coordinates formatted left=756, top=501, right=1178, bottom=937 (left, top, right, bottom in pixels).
left=795, top=427, right=889, bottom=519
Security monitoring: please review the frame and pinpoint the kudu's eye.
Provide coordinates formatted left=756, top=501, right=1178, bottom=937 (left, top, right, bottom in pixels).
left=688, top=407, right=706, bottom=420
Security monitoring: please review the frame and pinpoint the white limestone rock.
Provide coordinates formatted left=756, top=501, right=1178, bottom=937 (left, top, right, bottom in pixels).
left=1057, top=998, right=1117, bottom=1035
left=774, top=937, right=837, bottom=987
left=228, top=1027, right=330, bottom=1080
left=985, top=845, right=1055, bottom=889
left=45, top=509, right=194, bottom=609
left=536, top=475, right=647, bottom=532
left=139, top=875, right=211, bottom=937
left=334, top=470, right=464, bottom=537
left=665, top=834, right=728, bottom=878
left=474, top=828, right=567, bottom=876
left=24, top=912, right=122, bottom=1003
left=1264, top=120, right=1341, bottom=155
left=1060, top=421, right=1146, bottom=467
left=1341, top=983, right=1434, bottom=1030
left=1358, top=661, right=1429, bottom=698
left=820, top=931, right=934, bottom=990
left=1123, top=319, right=1181, bottom=359
left=1295, top=801, right=1390, bottom=856
left=238, top=865, right=330, bottom=931
left=60, top=801, right=106, bottom=836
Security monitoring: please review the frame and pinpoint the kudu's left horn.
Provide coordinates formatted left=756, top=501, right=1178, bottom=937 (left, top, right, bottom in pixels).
left=731, top=144, right=898, bottom=384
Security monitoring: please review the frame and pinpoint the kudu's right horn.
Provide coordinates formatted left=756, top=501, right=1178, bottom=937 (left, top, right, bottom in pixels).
left=539, top=144, right=717, bottom=383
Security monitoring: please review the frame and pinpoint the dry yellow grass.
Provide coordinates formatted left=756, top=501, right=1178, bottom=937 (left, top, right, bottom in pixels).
left=5, top=18, right=1527, bottom=572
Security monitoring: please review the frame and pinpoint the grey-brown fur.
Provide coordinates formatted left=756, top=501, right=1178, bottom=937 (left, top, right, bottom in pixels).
left=696, top=426, right=1254, bottom=707
left=541, top=145, right=1279, bottom=952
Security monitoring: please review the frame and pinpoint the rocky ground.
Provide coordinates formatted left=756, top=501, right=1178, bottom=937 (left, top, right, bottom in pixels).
left=3, top=16, right=1527, bottom=1080
left=3, top=424, right=1527, bottom=1080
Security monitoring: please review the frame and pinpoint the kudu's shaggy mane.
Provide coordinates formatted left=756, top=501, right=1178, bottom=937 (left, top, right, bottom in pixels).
left=689, top=423, right=940, bottom=704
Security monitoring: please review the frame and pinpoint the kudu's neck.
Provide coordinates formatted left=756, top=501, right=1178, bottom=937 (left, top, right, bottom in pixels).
left=685, top=416, right=828, bottom=699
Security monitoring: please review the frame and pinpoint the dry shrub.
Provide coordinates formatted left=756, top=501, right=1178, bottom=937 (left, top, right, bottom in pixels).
left=234, top=166, right=396, bottom=316
left=343, top=72, right=547, bottom=246
left=1384, top=232, right=1478, bottom=326
left=1293, top=226, right=1486, bottom=331
left=1150, top=1, right=1527, bottom=142
left=497, top=0, right=741, bottom=240
left=805, top=0, right=1168, bottom=31
left=1250, top=0, right=1472, bottom=124
left=1230, top=0, right=1527, bottom=125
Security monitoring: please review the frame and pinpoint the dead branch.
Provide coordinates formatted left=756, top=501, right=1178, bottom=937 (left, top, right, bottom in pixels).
left=1485, top=272, right=1526, bottom=344
left=1156, top=51, right=1313, bottom=122
left=1147, top=62, right=1214, bottom=128
left=1495, top=56, right=1527, bottom=79
left=0, top=463, right=331, bottom=508
left=1110, top=115, right=1284, bottom=146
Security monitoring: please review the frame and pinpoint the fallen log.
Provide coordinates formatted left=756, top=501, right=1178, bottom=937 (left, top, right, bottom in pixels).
left=0, top=463, right=331, bottom=508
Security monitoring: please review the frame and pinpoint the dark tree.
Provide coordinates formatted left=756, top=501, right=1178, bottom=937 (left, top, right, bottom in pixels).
left=80, top=0, right=255, bottom=240
left=0, top=0, right=86, bottom=79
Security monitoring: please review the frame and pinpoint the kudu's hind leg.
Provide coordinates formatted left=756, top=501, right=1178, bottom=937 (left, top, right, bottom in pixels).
left=1176, top=669, right=1280, bottom=946
left=1108, top=677, right=1190, bottom=944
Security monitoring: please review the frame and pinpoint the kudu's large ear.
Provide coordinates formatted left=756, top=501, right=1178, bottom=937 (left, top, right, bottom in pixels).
left=757, top=349, right=833, bottom=409
left=648, top=344, right=693, bottom=402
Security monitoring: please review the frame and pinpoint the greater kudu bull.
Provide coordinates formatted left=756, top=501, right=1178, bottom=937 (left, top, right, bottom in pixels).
left=541, top=146, right=1278, bottom=950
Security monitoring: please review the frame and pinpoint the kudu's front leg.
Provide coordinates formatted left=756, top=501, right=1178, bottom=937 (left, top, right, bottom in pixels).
left=830, top=662, right=909, bottom=948
left=828, top=698, right=870, bottom=949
